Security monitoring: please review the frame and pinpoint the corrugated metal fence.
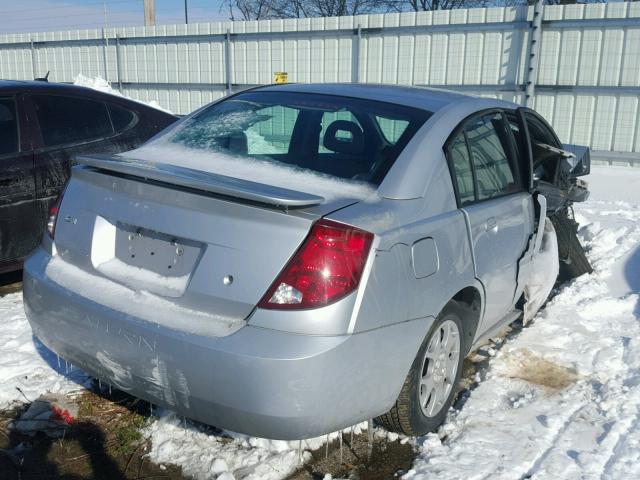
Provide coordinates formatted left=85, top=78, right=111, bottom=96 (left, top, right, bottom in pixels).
left=1, top=2, right=639, bottom=159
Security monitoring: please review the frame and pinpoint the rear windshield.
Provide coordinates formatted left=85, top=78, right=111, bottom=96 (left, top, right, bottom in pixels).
left=156, top=91, right=431, bottom=185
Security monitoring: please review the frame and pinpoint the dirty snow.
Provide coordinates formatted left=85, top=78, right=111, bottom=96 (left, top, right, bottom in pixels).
left=1, top=165, right=640, bottom=479
left=145, top=414, right=369, bottom=480
left=124, top=144, right=378, bottom=203
left=73, top=74, right=172, bottom=113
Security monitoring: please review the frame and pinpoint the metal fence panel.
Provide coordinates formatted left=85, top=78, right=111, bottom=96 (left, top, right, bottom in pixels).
left=0, top=3, right=639, bottom=157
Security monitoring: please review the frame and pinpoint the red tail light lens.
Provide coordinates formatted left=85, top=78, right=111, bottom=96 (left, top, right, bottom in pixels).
left=258, top=219, right=374, bottom=310
left=47, top=190, right=65, bottom=239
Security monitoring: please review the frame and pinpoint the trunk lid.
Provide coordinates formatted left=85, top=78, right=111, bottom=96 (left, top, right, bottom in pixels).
left=53, top=154, right=360, bottom=330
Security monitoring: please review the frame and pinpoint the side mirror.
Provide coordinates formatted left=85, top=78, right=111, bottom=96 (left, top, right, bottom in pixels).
left=562, top=143, right=591, bottom=177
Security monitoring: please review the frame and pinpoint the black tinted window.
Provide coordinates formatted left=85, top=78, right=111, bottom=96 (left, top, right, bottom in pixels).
left=465, top=113, right=518, bottom=201
left=0, top=97, right=18, bottom=155
left=162, top=91, right=431, bottom=185
left=33, top=95, right=113, bottom=147
left=109, top=104, right=136, bottom=132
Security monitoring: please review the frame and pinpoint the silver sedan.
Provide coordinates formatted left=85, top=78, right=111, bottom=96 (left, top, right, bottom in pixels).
left=23, top=84, right=589, bottom=439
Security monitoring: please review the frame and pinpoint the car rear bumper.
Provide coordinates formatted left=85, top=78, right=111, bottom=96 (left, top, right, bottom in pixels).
left=23, top=248, right=431, bottom=440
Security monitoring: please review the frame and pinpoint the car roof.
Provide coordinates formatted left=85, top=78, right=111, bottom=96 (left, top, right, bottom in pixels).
left=0, top=79, right=95, bottom=94
left=0, top=79, right=131, bottom=102
left=254, top=83, right=517, bottom=113
left=0, top=80, right=177, bottom=118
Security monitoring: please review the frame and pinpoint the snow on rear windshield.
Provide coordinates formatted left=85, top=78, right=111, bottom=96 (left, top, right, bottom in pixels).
left=146, top=91, right=431, bottom=190
left=123, top=144, right=379, bottom=202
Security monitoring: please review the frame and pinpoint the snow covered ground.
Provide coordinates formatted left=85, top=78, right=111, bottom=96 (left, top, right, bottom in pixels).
left=1, top=165, right=639, bottom=479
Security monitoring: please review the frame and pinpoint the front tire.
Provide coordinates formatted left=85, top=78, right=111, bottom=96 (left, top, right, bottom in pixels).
left=376, top=302, right=465, bottom=436
left=550, top=208, right=592, bottom=281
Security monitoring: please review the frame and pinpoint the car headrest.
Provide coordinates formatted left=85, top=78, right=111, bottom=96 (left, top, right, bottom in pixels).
left=323, top=120, right=364, bottom=155
left=227, top=131, right=248, bottom=155
left=0, top=104, right=13, bottom=122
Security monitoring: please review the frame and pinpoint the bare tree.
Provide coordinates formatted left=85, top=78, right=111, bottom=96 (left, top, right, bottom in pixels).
left=393, top=0, right=489, bottom=11
left=224, top=0, right=274, bottom=20
left=224, top=0, right=393, bottom=20
left=221, top=0, right=608, bottom=20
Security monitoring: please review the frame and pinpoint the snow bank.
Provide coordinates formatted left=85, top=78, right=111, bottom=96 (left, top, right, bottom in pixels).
left=0, top=292, right=89, bottom=408
left=124, top=144, right=378, bottom=203
left=145, top=412, right=368, bottom=480
left=73, top=74, right=172, bottom=113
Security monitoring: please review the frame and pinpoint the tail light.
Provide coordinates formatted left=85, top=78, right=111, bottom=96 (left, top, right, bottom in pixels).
left=258, top=219, right=374, bottom=310
left=47, top=188, right=66, bottom=239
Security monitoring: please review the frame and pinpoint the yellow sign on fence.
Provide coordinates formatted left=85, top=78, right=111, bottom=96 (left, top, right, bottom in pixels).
left=273, top=72, right=288, bottom=84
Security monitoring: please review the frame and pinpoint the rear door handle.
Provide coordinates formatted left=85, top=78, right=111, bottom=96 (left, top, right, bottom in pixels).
left=485, top=217, right=498, bottom=233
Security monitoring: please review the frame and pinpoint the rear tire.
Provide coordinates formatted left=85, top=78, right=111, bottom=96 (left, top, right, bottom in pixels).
left=376, top=301, right=466, bottom=436
left=550, top=208, right=592, bottom=281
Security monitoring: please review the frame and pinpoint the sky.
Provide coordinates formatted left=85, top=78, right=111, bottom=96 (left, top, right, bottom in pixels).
left=0, top=0, right=228, bottom=35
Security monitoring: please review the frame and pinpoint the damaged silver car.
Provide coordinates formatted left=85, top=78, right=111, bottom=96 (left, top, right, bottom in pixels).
left=23, top=84, right=591, bottom=440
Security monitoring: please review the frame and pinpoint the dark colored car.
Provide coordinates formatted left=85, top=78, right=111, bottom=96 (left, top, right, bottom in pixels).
left=0, top=80, right=177, bottom=273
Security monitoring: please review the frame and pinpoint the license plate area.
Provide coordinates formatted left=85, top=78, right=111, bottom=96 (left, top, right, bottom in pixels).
left=90, top=216, right=204, bottom=297
left=114, top=223, right=201, bottom=277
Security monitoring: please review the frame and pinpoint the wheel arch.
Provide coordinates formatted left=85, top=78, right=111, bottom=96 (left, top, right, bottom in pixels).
left=451, top=285, right=483, bottom=355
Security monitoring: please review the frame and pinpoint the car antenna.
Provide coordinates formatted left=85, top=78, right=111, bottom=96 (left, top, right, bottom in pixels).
left=35, top=71, right=50, bottom=82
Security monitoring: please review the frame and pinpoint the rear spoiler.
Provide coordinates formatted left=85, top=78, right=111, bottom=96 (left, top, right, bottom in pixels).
left=74, top=154, right=325, bottom=208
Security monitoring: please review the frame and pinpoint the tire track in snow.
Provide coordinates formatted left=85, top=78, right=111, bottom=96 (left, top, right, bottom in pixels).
left=519, top=402, right=590, bottom=480
left=601, top=406, right=640, bottom=479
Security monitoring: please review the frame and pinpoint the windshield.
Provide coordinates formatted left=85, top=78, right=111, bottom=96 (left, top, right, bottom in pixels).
left=153, top=91, right=432, bottom=186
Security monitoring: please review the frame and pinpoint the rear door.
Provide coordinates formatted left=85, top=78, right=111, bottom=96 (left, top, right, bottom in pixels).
left=446, top=111, right=533, bottom=330
left=0, top=94, right=38, bottom=263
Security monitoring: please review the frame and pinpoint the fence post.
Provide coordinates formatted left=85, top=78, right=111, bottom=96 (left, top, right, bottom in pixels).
left=101, top=28, right=109, bottom=81
left=30, top=38, right=37, bottom=78
left=225, top=29, right=232, bottom=95
left=351, top=24, right=361, bottom=83
left=524, top=0, right=544, bottom=108
left=115, top=33, right=122, bottom=90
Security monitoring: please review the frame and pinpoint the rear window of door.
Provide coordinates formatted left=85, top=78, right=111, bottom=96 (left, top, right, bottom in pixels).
left=447, top=133, right=475, bottom=206
left=446, top=111, right=521, bottom=206
left=465, top=113, right=519, bottom=201
left=32, top=95, right=113, bottom=147
left=0, top=97, right=19, bottom=155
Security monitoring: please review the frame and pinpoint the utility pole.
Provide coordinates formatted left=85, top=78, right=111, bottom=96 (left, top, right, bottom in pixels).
left=524, top=0, right=544, bottom=108
left=143, top=0, right=156, bottom=26
left=103, top=0, right=109, bottom=30
left=184, top=0, right=188, bottom=24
